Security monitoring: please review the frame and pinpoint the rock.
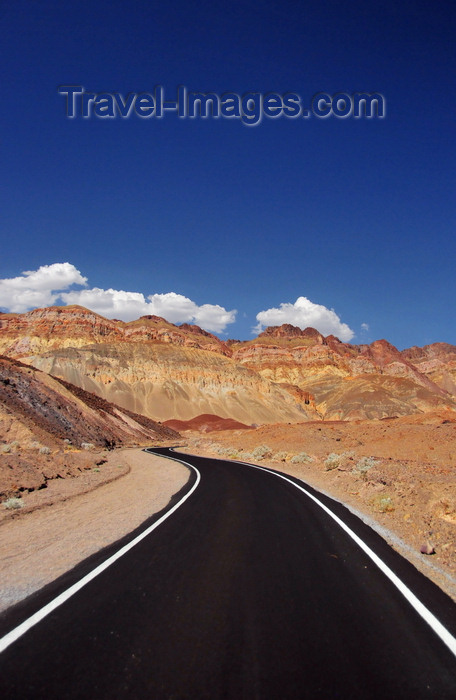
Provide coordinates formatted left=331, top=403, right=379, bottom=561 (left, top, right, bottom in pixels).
left=1, top=306, right=456, bottom=424
left=420, top=543, right=435, bottom=555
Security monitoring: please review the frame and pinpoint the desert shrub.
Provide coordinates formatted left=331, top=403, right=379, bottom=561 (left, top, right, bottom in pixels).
left=2, top=497, right=24, bottom=510
left=251, top=445, right=273, bottom=460
left=214, top=446, right=235, bottom=457
left=353, top=456, right=379, bottom=477
left=290, top=452, right=313, bottom=464
left=372, top=495, right=394, bottom=513
left=273, top=451, right=289, bottom=462
left=324, top=453, right=343, bottom=470
left=39, top=446, right=51, bottom=455
left=81, top=442, right=95, bottom=451
left=0, top=444, right=12, bottom=454
left=214, top=445, right=238, bottom=458
left=324, top=451, right=355, bottom=471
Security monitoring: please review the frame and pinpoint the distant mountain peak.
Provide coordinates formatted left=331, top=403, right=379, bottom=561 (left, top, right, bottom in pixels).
left=258, top=324, right=324, bottom=341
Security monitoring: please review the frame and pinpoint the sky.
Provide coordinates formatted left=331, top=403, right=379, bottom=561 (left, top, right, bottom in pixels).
left=1, top=0, right=455, bottom=349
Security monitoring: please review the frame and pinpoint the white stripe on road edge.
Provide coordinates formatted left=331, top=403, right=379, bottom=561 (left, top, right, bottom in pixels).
left=0, top=452, right=200, bottom=654
left=236, top=459, right=456, bottom=659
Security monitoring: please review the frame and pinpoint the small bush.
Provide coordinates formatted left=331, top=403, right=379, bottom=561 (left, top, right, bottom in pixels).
left=0, top=444, right=12, bottom=454
left=251, top=445, right=273, bottom=460
left=3, top=497, right=24, bottom=510
left=372, top=495, right=394, bottom=513
left=273, top=451, right=289, bottom=462
left=290, top=452, right=313, bottom=464
left=215, top=446, right=233, bottom=456
left=354, top=456, right=378, bottom=477
left=325, top=453, right=343, bottom=470
left=81, top=442, right=95, bottom=451
left=39, top=446, right=51, bottom=455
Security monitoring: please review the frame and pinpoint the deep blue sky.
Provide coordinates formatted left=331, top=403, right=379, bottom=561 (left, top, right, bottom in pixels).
left=1, top=0, right=455, bottom=348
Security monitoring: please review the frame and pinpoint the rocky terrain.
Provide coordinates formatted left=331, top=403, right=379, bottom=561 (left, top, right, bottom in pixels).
left=0, top=307, right=318, bottom=424
left=1, top=305, right=455, bottom=423
left=229, top=326, right=456, bottom=420
left=402, top=342, right=456, bottom=396
left=0, top=354, right=178, bottom=499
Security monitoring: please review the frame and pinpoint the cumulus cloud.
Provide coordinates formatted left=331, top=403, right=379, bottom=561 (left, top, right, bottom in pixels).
left=361, top=322, right=369, bottom=331
left=0, top=263, right=87, bottom=313
left=0, top=263, right=236, bottom=334
left=62, top=288, right=237, bottom=333
left=254, top=296, right=354, bottom=341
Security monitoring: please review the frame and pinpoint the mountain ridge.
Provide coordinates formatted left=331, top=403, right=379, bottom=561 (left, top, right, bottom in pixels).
left=1, top=305, right=455, bottom=422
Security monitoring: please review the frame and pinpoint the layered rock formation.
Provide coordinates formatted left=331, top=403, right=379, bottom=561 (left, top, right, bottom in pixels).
left=1, top=306, right=455, bottom=422
left=0, top=306, right=230, bottom=357
left=0, top=355, right=178, bottom=449
left=0, top=307, right=315, bottom=424
left=230, top=326, right=456, bottom=420
left=0, top=354, right=179, bottom=498
left=401, top=343, right=456, bottom=397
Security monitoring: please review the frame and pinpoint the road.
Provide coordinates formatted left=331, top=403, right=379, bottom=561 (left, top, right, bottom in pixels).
left=1, top=447, right=456, bottom=698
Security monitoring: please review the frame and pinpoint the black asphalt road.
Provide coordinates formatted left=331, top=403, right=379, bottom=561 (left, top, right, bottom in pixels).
left=1, top=447, right=456, bottom=698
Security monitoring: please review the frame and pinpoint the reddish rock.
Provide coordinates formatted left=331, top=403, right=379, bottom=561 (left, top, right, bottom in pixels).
left=420, top=543, right=436, bottom=555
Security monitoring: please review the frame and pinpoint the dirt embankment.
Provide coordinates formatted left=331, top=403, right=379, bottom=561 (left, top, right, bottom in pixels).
left=0, top=353, right=179, bottom=500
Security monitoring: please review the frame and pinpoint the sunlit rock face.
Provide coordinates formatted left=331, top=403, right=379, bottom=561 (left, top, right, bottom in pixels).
left=1, top=307, right=455, bottom=423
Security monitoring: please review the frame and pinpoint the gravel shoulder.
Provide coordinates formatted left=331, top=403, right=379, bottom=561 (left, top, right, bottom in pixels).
left=0, top=449, right=189, bottom=612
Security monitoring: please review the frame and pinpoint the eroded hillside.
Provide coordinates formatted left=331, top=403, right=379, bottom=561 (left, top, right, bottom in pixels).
left=0, top=354, right=178, bottom=497
left=1, top=306, right=455, bottom=422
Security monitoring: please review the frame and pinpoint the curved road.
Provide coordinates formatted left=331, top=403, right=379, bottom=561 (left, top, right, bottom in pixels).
left=1, top=447, right=456, bottom=698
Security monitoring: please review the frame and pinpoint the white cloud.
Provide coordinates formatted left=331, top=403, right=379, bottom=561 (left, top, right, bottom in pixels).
left=361, top=322, right=369, bottom=332
left=193, top=304, right=237, bottom=333
left=62, top=288, right=237, bottom=333
left=254, top=296, right=354, bottom=341
left=0, top=263, right=236, bottom=334
left=61, top=287, right=150, bottom=319
left=0, top=263, right=87, bottom=312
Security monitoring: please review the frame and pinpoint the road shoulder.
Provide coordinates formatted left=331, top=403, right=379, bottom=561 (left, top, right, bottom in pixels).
left=0, top=449, right=189, bottom=612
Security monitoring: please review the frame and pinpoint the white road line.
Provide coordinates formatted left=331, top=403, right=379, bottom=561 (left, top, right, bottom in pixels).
left=234, top=459, right=456, bottom=659
left=0, top=453, right=200, bottom=654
